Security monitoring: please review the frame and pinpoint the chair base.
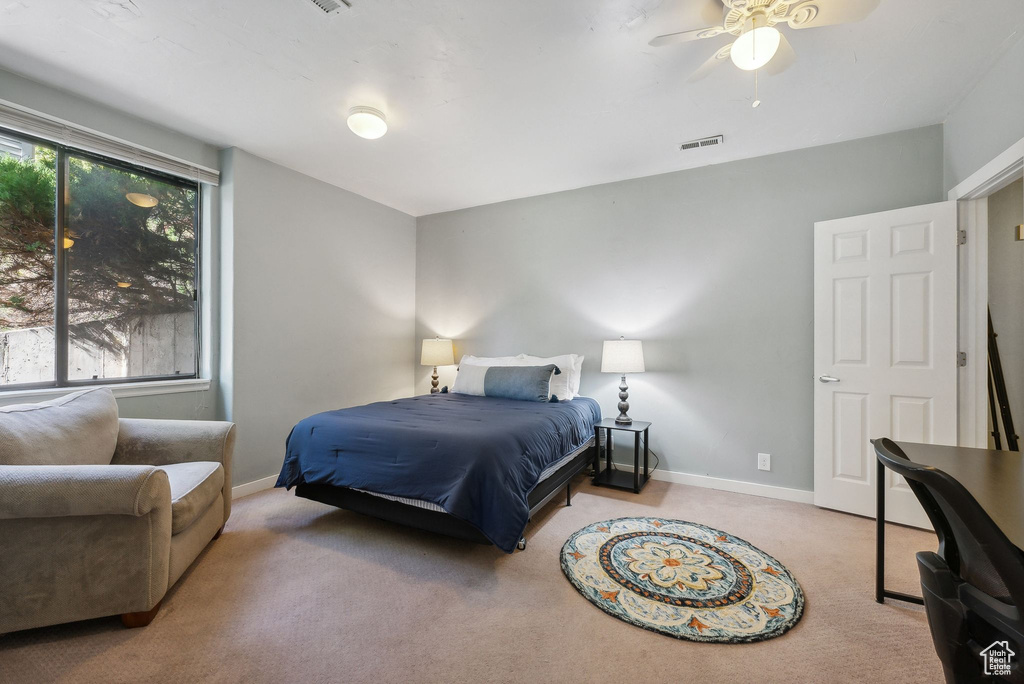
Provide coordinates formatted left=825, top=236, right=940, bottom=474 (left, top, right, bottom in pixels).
left=213, top=525, right=224, bottom=540
left=121, top=600, right=161, bottom=628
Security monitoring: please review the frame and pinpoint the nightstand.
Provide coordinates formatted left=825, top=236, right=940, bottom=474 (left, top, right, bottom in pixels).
left=592, top=418, right=651, bottom=494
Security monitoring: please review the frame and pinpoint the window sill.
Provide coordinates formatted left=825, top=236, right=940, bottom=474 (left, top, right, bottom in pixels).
left=0, top=378, right=211, bottom=403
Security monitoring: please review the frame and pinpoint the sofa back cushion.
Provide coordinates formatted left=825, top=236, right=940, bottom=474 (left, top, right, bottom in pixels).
left=0, top=388, right=119, bottom=465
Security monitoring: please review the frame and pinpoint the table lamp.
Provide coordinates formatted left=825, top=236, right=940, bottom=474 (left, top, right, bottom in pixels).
left=601, top=337, right=645, bottom=424
left=421, top=337, right=455, bottom=394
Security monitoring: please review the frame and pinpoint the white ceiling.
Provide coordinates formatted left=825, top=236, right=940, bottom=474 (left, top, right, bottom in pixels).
left=0, top=0, right=1021, bottom=216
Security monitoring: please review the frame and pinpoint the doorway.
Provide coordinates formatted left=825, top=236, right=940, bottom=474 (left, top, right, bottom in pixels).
left=813, top=135, right=1024, bottom=526
left=985, top=177, right=1024, bottom=450
left=954, top=138, right=1024, bottom=451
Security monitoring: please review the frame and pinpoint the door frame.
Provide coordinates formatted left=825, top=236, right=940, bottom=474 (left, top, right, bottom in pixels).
left=949, top=135, right=1024, bottom=448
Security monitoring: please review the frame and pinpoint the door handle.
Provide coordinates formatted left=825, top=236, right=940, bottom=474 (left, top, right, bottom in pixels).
left=818, top=375, right=841, bottom=383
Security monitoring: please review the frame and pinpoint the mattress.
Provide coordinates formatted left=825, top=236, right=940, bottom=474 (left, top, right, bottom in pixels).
left=352, top=435, right=597, bottom=513
left=277, top=393, right=602, bottom=552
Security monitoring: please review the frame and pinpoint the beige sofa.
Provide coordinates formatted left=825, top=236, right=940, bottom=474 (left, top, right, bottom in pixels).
left=0, top=388, right=235, bottom=633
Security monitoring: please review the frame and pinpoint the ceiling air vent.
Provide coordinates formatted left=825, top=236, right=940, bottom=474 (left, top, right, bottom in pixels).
left=679, top=135, right=724, bottom=151
left=308, top=0, right=351, bottom=13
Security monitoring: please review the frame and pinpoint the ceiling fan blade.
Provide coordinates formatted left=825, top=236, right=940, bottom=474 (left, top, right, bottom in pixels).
left=687, top=43, right=732, bottom=83
left=762, top=33, right=796, bottom=76
left=782, top=0, right=880, bottom=29
left=649, top=25, right=727, bottom=47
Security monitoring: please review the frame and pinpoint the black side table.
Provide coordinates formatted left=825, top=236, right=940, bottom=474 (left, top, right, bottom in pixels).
left=592, top=418, right=651, bottom=494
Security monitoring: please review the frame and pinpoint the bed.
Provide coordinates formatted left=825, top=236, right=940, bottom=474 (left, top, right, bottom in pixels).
left=276, top=392, right=602, bottom=552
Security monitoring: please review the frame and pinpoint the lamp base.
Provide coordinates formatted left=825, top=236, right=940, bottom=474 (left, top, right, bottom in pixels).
left=615, top=374, right=632, bottom=424
left=430, top=366, right=440, bottom=394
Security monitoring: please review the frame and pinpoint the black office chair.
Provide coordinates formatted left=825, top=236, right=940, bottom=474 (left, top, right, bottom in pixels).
left=873, top=438, right=1024, bottom=683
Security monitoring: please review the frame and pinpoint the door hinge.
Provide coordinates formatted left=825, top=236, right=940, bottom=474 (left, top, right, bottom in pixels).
left=957, top=230, right=967, bottom=246
left=958, top=351, right=967, bottom=367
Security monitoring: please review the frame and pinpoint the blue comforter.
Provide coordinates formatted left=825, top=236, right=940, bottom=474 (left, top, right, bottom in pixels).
left=276, top=394, right=601, bottom=553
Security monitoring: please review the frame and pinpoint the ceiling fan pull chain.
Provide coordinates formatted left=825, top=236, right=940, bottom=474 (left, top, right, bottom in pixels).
left=753, top=69, right=761, bottom=108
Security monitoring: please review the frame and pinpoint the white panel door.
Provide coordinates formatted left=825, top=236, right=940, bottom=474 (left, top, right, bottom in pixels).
left=813, top=201, right=958, bottom=528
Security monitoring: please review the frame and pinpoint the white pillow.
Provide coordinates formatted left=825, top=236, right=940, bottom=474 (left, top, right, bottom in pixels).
left=515, top=354, right=582, bottom=400
left=570, top=355, right=584, bottom=396
left=456, top=354, right=519, bottom=368
left=454, top=356, right=521, bottom=398
left=451, top=362, right=489, bottom=396
left=453, top=354, right=583, bottom=400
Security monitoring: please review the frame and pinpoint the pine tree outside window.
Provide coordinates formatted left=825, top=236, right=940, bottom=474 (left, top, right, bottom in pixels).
left=0, top=128, right=199, bottom=389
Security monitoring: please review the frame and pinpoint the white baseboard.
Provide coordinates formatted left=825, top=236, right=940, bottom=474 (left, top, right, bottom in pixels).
left=232, top=475, right=277, bottom=499
left=610, top=462, right=814, bottom=504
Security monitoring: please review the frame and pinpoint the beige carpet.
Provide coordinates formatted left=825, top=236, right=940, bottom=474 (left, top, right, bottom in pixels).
left=0, top=476, right=943, bottom=683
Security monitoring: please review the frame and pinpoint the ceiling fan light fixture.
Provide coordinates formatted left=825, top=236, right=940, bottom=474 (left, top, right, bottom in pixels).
left=347, top=106, right=388, bottom=140
left=730, top=20, right=781, bottom=71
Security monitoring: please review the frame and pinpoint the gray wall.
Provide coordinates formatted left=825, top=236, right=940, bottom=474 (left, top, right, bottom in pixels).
left=114, top=390, right=216, bottom=421
left=944, top=35, right=1024, bottom=192
left=416, top=125, right=944, bottom=491
left=220, top=148, right=417, bottom=485
left=988, top=178, right=1024, bottom=446
left=0, top=68, right=219, bottom=170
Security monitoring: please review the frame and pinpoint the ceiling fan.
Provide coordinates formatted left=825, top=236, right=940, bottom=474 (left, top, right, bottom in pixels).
left=649, top=0, right=880, bottom=83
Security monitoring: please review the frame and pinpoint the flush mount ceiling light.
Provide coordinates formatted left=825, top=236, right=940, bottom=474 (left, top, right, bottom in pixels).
left=126, top=192, right=158, bottom=208
left=347, top=106, right=388, bottom=140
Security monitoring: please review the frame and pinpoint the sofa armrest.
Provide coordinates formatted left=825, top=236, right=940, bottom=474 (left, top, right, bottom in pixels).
left=112, top=418, right=236, bottom=524
left=0, top=465, right=172, bottom=633
left=0, top=464, right=169, bottom=519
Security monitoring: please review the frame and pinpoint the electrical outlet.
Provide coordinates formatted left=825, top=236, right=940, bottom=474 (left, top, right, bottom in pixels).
left=757, top=452, right=771, bottom=471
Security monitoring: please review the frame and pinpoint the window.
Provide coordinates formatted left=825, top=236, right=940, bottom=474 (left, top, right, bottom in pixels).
left=0, top=128, right=199, bottom=389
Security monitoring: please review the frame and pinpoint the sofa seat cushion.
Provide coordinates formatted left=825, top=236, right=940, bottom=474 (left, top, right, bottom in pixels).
left=157, top=462, right=224, bottom=535
left=0, top=388, right=119, bottom=466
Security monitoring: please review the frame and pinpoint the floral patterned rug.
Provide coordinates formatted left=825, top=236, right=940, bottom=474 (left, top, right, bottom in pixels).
left=560, top=517, right=805, bottom=643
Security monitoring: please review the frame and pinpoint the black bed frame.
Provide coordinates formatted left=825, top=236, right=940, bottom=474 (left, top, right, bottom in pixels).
left=294, top=439, right=597, bottom=551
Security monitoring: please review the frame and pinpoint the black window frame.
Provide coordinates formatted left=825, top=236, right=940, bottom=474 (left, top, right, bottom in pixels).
left=0, top=125, right=202, bottom=392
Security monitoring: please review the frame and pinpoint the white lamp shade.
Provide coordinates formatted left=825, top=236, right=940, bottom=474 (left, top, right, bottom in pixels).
left=730, top=24, right=781, bottom=71
left=601, top=339, right=645, bottom=374
left=421, top=338, right=455, bottom=366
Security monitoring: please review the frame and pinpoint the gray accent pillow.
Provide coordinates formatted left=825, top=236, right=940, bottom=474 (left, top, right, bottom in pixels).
left=0, top=388, right=120, bottom=465
left=483, top=364, right=559, bottom=402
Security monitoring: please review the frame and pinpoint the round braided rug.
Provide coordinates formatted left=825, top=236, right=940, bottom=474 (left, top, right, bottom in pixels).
left=560, top=517, right=805, bottom=643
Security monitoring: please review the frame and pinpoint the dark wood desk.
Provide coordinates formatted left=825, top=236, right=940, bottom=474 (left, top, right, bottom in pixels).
left=876, top=441, right=1024, bottom=604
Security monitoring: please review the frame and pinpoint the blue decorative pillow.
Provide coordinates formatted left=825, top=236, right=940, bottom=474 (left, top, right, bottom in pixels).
left=482, top=364, right=559, bottom=402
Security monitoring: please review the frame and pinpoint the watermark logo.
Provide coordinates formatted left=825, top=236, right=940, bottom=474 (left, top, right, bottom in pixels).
left=981, top=641, right=1016, bottom=677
